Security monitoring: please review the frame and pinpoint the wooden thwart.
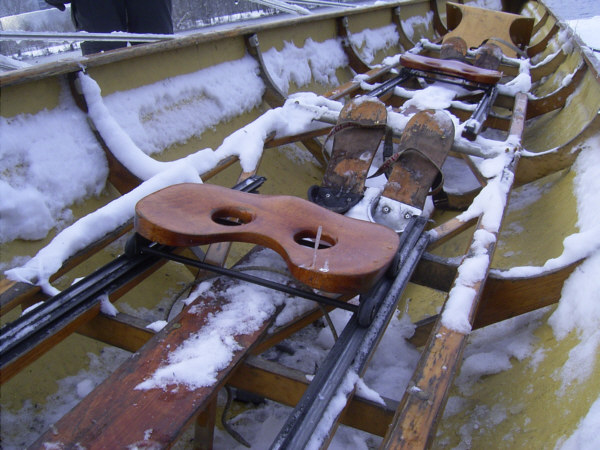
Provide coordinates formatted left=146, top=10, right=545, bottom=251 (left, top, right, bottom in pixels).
left=31, top=276, right=279, bottom=449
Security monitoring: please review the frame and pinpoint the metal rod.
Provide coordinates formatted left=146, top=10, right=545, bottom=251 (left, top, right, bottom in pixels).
left=0, top=30, right=177, bottom=43
left=0, top=248, right=166, bottom=368
left=0, top=177, right=267, bottom=369
left=462, top=86, right=499, bottom=140
left=139, top=246, right=359, bottom=313
left=366, top=70, right=411, bottom=98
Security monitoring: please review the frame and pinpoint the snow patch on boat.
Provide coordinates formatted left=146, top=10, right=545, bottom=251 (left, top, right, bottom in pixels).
left=0, top=84, right=107, bottom=244
left=348, top=24, right=399, bottom=64
left=103, top=55, right=265, bottom=155
left=262, top=38, right=348, bottom=94
left=497, top=135, right=600, bottom=279
left=401, top=11, right=433, bottom=41
left=557, top=396, right=600, bottom=450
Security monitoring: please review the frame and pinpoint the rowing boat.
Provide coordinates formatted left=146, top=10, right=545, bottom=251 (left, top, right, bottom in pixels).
left=1, top=1, right=599, bottom=448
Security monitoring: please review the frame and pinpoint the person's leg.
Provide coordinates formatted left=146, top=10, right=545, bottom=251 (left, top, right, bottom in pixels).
left=125, top=0, right=173, bottom=35
left=71, top=0, right=127, bottom=54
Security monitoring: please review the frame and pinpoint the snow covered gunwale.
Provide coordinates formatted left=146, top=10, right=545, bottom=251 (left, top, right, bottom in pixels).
left=1, top=0, right=599, bottom=448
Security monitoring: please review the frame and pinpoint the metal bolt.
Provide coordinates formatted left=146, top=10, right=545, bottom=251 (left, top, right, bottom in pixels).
left=382, top=205, right=391, bottom=214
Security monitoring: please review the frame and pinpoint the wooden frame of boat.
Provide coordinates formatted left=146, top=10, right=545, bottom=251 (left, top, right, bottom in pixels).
left=1, top=0, right=599, bottom=448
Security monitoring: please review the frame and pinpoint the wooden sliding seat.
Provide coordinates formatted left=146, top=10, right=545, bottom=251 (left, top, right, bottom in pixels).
left=400, top=53, right=503, bottom=85
left=135, top=183, right=400, bottom=294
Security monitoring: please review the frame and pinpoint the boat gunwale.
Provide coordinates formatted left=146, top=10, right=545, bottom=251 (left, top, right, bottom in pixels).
left=0, top=0, right=429, bottom=89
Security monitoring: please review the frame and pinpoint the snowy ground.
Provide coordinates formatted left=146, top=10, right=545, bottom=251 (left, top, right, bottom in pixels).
left=1, top=1, right=600, bottom=448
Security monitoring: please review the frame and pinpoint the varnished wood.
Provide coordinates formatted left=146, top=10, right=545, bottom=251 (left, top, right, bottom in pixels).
left=30, top=277, right=279, bottom=449
left=194, top=398, right=217, bottom=450
left=530, top=49, right=567, bottom=82
left=474, top=262, right=579, bottom=329
left=430, top=0, right=448, bottom=36
left=135, top=183, right=400, bottom=294
left=382, top=320, right=468, bottom=449
left=411, top=253, right=581, bottom=328
left=76, top=311, right=155, bottom=353
left=426, top=217, right=477, bottom=251
left=400, top=53, right=503, bottom=85
left=337, top=17, right=372, bottom=74
left=0, top=280, right=46, bottom=316
left=382, top=109, right=455, bottom=209
left=319, top=98, right=387, bottom=197
left=531, top=9, right=550, bottom=36
left=526, top=62, right=587, bottom=118
left=326, top=63, right=397, bottom=100
left=382, top=92, right=528, bottom=449
left=245, top=33, right=286, bottom=108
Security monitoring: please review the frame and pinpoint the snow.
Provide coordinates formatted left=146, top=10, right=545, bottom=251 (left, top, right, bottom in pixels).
left=1, top=2, right=600, bottom=449
left=263, top=38, right=348, bottom=93
left=348, top=24, right=399, bottom=64
left=136, top=273, right=286, bottom=390
left=100, top=56, right=266, bottom=157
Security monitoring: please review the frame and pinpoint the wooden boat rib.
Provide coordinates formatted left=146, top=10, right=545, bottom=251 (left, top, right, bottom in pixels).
left=1, top=1, right=599, bottom=448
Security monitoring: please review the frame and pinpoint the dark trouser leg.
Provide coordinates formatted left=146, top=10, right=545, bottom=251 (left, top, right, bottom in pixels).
left=125, top=0, right=173, bottom=34
left=72, top=0, right=127, bottom=55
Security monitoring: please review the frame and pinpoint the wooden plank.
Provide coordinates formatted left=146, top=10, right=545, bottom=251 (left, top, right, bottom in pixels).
left=382, top=92, right=528, bottom=449
left=0, top=279, right=45, bottom=316
left=76, top=311, right=155, bottom=353
left=527, top=23, right=559, bottom=57
left=426, top=217, right=477, bottom=251
left=474, top=262, right=578, bottom=329
left=392, top=6, right=418, bottom=51
left=325, top=62, right=397, bottom=100
left=526, top=62, right=587, bottom=119
left=195, top=398, right=218, bottom=450
left=227, top=356, right=398, bottom=437
left=338, top=16, right=371, bottom=74
left=30, top=277, right=280, bottom=449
